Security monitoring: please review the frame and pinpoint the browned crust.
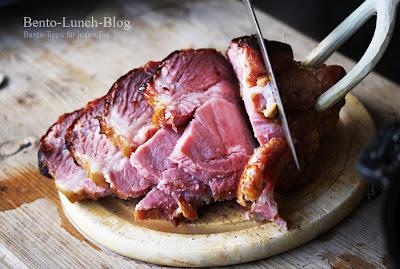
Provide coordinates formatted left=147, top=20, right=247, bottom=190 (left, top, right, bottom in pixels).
left=100, top=66, right=141, bottom=154
left=230, top=35, right=292, bottom=56
left=227, top=35, right=294, bottom=87
left=100, top=61, right=160, bottom=154
left=237, top=138, right=290, bottom=206
left=59, top=187, right=103, bottom=203
left=177, top=199, right=198, bottom=221
left=230, top=35, right=260, bottom=50
left=37, top=109, right=112, bottom=202
left=64, top=96, right=112, bottom=189
left=229, top=35, right=293, bottom=78
left=64, top=96, right=106, bottom=168
left=38, top=109, right=83, bottom=179
left=37, top=149, right=51, bottom=178
left=134, top=204, right=186, bottom=226
left=315, top=65, right=346, bottom=92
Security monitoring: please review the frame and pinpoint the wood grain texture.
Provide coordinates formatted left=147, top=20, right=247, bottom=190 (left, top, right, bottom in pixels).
left=0, top=0, right=398, bottom=268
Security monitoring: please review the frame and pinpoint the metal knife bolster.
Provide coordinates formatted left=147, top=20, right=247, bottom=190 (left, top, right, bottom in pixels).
left=243, top=0, right=301, bottom=170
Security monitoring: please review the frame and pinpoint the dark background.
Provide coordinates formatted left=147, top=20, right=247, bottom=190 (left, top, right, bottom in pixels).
left=254, top=0, right=400, bottom=83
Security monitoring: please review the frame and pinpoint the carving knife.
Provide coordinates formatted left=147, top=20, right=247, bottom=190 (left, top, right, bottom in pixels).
left=243, top=0, right=301, bottom=170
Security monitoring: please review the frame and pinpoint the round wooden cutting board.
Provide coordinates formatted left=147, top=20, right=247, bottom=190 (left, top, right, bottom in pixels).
left=60, top=94, right=373, bottom=267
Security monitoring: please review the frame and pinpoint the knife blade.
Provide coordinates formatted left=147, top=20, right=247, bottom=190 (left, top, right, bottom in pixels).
left=243, top=0, right=301, bottom=170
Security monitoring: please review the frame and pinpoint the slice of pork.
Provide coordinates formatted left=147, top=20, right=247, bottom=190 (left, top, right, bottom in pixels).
left=143, top=49, right=240, bottom=129
left=238, top=138, right=290, bottom=228
left=227, top=36, right=293, bottom=145
left=100, top=62, right=159, bottom=157
left=170, top=98, right=255, bottom=201
left=227, top=35, right=346, bottom=227
left=131, top=128, right=207, bottom=221
left=135, top=168, right=211, bottom=222
left=38, top=110, right=111, bottom=202
left=130, top=128, right=180, bottom=185
left=131, top=128, right=202, bottom=221
left=134, top=188, right=181, bottom=222
left=65, top=97, right=152, bottom=199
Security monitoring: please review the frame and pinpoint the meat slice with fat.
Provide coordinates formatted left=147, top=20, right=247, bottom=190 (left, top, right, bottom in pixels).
left=144, top=49, right=240, bottom=129
left=227, top=35, right=346, bottom=228
left=238, top=138, right=291, bottom=228
left=38, top=110, right=111, bottom=202
left=101, top=62, right=159, bottom=157
left=227, top=36, right=293, bottom=145
left=66, top=98, right=152, bottom=199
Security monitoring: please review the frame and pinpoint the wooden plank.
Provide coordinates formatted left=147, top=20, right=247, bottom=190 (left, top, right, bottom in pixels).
left=0, top=0, right=396, bottom=268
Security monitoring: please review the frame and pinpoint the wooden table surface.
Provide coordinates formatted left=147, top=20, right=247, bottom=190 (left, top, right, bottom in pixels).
left=0, top=0, right=399, bottom=268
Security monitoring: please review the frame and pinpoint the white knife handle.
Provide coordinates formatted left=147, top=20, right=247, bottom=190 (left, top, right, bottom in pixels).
left=303, top=0, right=399, bottom=112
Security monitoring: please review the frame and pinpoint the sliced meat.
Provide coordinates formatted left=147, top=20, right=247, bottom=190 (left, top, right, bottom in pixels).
left=132, top=129, right=211, bottom=221
left=105, top=157, right=152, bottom=199
left=241, top=82, right=285, bottom=145
left=237, top=138, right=289, bottom=206
left=65, top=98, right=113, bottom=189
left=237, top=138, right=290, bottom=230
left=170, top=98, right=254, bottom=201
left=227, top=36, right=293, bottom=145
left=250, top=180, right=287, bottom=228
left=38, top=37, right=346, bottom=227
left=101, top=62, right=159, bottom=157
left=143, top=49, right=240, bottom=128
left=227, top=35, right=293, bottom=89
left=131, top=128, right=187, bottom=222
left=136, top=98, right=255, bottom=222
left=159, top=168, right=211, bottom=205
left=227, top=35, right=346, bottom=226
left=132, top=128, right=211, bottom=222
left=136, top=168, right=211, bottom=222
left=130, top=128, right=180, bottom=185
left=38, top=111, right=111, bottom=202
left=66, top=98, right=151, bottom=199
left=134, top=188, right=180, bottom=222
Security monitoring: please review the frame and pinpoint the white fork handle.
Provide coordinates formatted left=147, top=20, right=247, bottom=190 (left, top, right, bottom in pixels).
left=303, top=0, right=399, bottom=112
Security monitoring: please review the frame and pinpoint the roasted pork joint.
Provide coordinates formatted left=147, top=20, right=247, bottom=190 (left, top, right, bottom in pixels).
left=39, top=36, right=346, bottom=226
left=227, top=35, right=346, bottom=226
